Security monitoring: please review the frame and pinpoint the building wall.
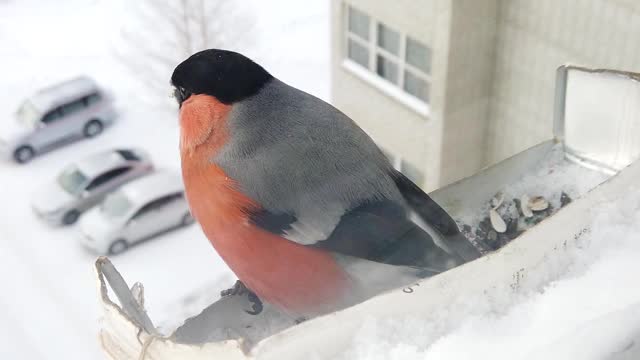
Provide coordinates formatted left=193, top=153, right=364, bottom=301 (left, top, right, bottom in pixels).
left=330, top=0, right=453, bottom=191
left=486, top=0, right=640, bottom=164
left=332, top=0, right=640, bottom=190
left=439, top=0, right=498, bottom=186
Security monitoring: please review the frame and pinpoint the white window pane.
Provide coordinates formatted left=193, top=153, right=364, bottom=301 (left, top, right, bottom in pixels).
left=347, top=39, right=369, bottom=68
left=348, top=6, right=370, bottom=40
left=406, top=37, right=431, bottom=74
left=404, top=71, right=429, bottom=102
left=377, top=23, right=399, bottom=54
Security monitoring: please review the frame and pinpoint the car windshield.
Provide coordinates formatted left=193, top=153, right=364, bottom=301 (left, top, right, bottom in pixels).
left=57, top=165, right=88, bottom=195
left=100, top=191, right=134, bottom=218
left=15, top=100, right=41, bottom=128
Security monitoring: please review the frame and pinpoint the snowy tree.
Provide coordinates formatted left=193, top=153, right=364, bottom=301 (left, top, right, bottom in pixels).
left=115, top=0, right=255, bottom=106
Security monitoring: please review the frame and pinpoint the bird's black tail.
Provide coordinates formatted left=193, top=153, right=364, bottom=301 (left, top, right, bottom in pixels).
left=377, top=222, right=465, bottom=276
left=392, top=171, right=481, bottom=263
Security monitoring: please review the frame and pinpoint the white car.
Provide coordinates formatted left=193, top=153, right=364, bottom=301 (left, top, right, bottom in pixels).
left=31, top=149, right=154, bottom=225
left=0, top=76, right=116, bottom=163
left=79, top=171, right=194, bottom=255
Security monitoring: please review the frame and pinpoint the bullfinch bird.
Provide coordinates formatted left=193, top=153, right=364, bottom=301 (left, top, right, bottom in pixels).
left=171, top=49, right=480, bottom=319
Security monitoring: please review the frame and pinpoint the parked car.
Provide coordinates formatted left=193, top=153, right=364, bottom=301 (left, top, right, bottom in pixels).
left=79, top=171, right=194, bottom=255
left=0, top=76, right=116, bottom=163
left=31, top=149, right=153, bottom=225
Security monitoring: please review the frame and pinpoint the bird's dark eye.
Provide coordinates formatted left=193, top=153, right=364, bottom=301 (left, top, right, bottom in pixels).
left=173, top=86, right=192, bottom=107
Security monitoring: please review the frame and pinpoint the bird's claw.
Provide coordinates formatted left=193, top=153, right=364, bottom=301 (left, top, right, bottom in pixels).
left=220, top=280, right=250, bottom=297
left=220, top=280, right=263, bottom=315
left=245, top=292, right=263, bottom=315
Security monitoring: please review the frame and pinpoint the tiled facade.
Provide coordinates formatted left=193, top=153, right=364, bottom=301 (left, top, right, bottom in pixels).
left=487, top=0, right=640, bottom=164
left=331, top=0, right=640, bottom=190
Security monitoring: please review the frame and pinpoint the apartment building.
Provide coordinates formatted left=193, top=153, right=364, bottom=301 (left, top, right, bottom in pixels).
left=331, top=0, right=640, bottom=190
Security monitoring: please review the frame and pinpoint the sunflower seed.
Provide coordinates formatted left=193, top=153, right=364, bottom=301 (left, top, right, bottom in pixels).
left=529, top=196, right=549, bottom=211
left=520, top=195, right=533, bottom=218
left=491, top=191, right=505, bottom=209
left=489, top=208, right=507, bottom=233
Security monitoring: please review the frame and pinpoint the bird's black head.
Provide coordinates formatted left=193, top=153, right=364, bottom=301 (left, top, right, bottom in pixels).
left=171, top=49, right=273, bottom=107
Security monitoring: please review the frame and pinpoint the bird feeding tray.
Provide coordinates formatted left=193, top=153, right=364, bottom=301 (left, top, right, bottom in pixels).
left=96, top=66, right=640, bottom=359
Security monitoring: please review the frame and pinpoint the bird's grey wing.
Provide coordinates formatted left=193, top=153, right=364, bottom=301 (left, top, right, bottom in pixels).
left=248, top=198, right=462, bottom=274
left=218, top=79, right=476, bottom=270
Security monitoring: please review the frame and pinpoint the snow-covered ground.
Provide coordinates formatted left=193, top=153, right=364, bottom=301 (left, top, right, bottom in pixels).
left=0, top=0, right=328, bottom=359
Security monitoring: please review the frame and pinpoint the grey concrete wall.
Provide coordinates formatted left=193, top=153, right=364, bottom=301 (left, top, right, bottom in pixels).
left=486, top=0, right=640, bottom=165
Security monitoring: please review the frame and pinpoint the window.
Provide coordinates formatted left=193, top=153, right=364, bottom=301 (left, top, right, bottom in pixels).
left=16, top=100, right=42, bottom=128
left=346, top=7, right=370, bottom=68
left=131, top=202, right=155, bottom=221
left=57, top=166, right=89, bottom=195
left=84, top=93, right=101, bottom=107
left=348, top=39, right=369, bottom=68
left=344, top=6, right=432, bottom=106
left=101, top=191, right=134, bottom=218
left=377, top=23, right=399, bottom=54
left=131, top=193, right=180, bottom=220
left=116, top=149, right=141, bottom=162
left=61, top=98, right=86, bottom=116
left=406, top=37, right=430, bottom=74
left=348, top=7, right=369, bottom=40
left=86, top=167, right=131, bottom=191
left=42, top=108, right=63, bottom=124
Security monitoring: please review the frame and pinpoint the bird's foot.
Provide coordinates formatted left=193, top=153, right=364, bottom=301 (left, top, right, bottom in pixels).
left=220, top=280, right=263, bottom=315
left=220, top=280, right=251, bottom=297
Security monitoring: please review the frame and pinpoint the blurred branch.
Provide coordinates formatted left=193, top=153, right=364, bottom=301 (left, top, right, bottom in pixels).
left=114, top=0, right=255, bottom=106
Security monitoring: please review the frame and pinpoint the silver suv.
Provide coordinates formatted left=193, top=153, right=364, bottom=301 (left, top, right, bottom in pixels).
left=31, top=149, right=154, bottom=225
left=0, top=76, right=116, bottom=163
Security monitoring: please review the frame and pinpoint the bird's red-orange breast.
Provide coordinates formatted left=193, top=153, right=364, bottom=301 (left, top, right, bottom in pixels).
left=179, top=94, right=349, bottom=315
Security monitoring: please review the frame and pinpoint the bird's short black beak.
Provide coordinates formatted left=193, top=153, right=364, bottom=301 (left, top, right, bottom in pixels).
left=174, top=87, right=192, bottom=108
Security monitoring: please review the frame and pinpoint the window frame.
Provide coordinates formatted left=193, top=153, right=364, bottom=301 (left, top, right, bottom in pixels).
left=343, top=5, right=431, bottom=116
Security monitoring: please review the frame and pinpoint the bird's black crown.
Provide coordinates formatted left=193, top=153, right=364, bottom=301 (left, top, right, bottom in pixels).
left=171, top=49, right=273, bottom=106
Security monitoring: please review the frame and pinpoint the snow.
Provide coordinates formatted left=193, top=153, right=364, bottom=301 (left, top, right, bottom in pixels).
left=456, top=144, right=609, bottom=226
left=0, top=0, right=328, bottom=358
left=455, top=144, right=611, bottom=251
left=341, top=180, right=640, bottom=359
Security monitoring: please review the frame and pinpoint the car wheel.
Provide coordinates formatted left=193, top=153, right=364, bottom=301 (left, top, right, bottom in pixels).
left=83, top=119, right=103, bottom=138
left=62, top=209, right=80, bottom=225
left=109, top=239, right=129, bottom=255
left=181, top=213, right=195, bottom=226
left=13, top=145, right=35, bottom=164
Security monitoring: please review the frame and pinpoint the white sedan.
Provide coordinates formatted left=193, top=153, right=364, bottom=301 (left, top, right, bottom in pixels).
left=31, top=148, right=153, bottom=225
left=79, top=171, right=194, bottom=255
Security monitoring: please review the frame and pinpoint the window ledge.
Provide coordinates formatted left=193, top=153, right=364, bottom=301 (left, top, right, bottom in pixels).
left=341, top=59, right=430, bottom=118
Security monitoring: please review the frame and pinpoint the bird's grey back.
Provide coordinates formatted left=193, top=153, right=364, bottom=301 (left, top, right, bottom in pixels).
left=213, top=79, right=404, bottom=243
